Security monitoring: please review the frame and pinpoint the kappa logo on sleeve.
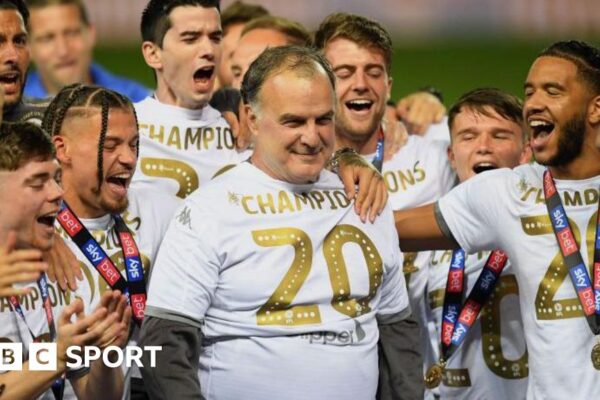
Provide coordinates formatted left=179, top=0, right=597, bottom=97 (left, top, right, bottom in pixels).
left=176, top=206, right=192, bottom=230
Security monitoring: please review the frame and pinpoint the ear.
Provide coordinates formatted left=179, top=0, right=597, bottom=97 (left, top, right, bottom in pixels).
left=142, top=41, right=162, bottom=70
left=519, top=141, right=533, bottom=165
left=87, top=24, right=97, bottom=47
left=387, top=76, right=393, bottom=101
left=588, top=95, right=600, bottom=125
left=447, top=143, right=457, bottom=172
left=52, top=135, right=71, bottom=165
left=245, top=104, right=259, bottom=139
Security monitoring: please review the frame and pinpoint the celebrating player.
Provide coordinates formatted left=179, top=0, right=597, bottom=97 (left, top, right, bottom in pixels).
left=425, top=88, right=531, bottom=399
left=0, top=121, right=129, bottom=400
left=42, top=84, right=179, bottom=398
left=313, top=13, right=457, bottom=399
left=395, top=41, right=600, bottom=398
left=135, top=0, right=387, bottom=222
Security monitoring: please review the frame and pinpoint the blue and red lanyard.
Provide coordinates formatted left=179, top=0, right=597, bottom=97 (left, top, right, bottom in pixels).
left=440, top=249, right=509, bottom=362
left=56, top=202, right=147, bottom=327
left=542, top=169, right=600, bottom=333
left=371, top=128, right=384, bottom=173
left=9, top=274, right=64, bottom=400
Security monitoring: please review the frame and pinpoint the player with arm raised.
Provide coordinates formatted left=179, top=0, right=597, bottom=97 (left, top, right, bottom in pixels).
left=394, top=41, right=600, bottom=399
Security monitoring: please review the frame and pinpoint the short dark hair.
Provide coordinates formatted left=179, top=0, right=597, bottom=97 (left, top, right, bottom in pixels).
left=0, top=122, right=54, bottom=171
left=0, top=0, right=29, bottom=26
left=538, top=40, right=600, bottom=95
left=141, top=0, right=220, bottom=47
left=241, top=15, right=311, bottom=47
left=448, top=88, right=526, bottom=142
left=221, top=1, right=268, bottom=35
left=41, top=84, right=137, bottom=186
left=241, top=45, right=335, bottom=109
left=27, top=0, right=90, bottom=26
left=314, top=13, right=393, bottom=73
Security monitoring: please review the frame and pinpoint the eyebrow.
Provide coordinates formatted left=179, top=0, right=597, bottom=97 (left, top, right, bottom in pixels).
left=318, top=110, right=335, bottom=119
left=0, top=31, right=27, bottom=42
left=24, top=172, right=51, bottom=184
left=454, top=127, right=516, bottom=136
left=454, top=128, right=478, bottom=136
left=279, top=110, right=335, bottom=121
left=524, top=81, right=566, bottom=91
left=365, top=63, right=385, bottom=70
left=103, top=134, right=139, bottom=143
left=333, top=64, right=356, bottom=72
left=180, top=29, right=223, bottom=37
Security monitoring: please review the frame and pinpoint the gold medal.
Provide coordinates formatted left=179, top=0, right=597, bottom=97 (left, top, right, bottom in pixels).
left=424, top=361, right=446, bottom=389
left=591, top=342, right=600, bottom=370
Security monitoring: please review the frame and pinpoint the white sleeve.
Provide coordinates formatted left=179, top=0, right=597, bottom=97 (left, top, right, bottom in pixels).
left=145, top=199, right=221, bottom=324
left=423, top=118, right=450, bottom=143
left=377, top=207, right=410, bottom=320
left=432, top=140, right=456, bottom=197
left=437, top=168, right=514, bottom=254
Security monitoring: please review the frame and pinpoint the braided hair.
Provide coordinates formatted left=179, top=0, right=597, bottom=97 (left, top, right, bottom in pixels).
left=42, top=84, right=139, bottom=188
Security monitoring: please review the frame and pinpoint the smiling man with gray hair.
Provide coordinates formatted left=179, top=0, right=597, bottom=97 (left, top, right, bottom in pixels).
left=139, top=45, right=409, bottom=400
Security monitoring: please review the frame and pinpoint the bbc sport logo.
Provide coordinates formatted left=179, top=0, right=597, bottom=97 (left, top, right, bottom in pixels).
left=0, top=344, right=162, bottom=370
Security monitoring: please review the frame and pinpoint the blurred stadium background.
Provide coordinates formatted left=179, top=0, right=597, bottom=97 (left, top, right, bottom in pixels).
left=86, top=0, right=600, bottom=105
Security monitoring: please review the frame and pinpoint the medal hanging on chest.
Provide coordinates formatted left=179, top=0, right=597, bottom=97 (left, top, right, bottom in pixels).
left=542, top=169, right=600, bottom=370
left=425, top=248, right=509, bottom=388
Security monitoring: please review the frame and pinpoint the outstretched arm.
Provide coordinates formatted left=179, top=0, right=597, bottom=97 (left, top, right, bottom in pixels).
left=394, top=203, right=459, bottom=251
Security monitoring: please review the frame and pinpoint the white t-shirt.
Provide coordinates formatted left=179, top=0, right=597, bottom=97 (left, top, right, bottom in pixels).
left=132, top=96, right=250, bottom=199
left=382, top=134, right=455, bottom=210
left=56, top=187, right=180, bottom=398
left=382, top=134, right=456, bottom=301
left=427, top=250, right=528, bottom=399
left=0, top=278, right=86, bottom=400
left=57, top=188, right=179, bottom=311
left=420, top=117, right=450, bottom=144
left=438, top=163, right=600, bottom=399
left=146, top=162, right=409, bottom=400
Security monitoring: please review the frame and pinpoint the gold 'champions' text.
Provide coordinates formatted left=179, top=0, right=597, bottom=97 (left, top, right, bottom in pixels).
left=240, top=190, right=351, bottom=215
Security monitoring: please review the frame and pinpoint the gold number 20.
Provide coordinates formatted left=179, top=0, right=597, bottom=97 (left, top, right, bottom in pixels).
left=253, top=225, right=383, bottom=326
left=521, top=213, right=597, bottom=320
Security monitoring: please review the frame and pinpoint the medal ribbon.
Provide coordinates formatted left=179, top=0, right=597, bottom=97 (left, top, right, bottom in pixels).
left=440, top=248, right=509, bottom=361
left=542, top=169, right=600, bottom=334
left=56, top=202, right=147, bottom=326
left=9, top=274, right=64, bottom=400
left=371, top=128, right=385, bottom=173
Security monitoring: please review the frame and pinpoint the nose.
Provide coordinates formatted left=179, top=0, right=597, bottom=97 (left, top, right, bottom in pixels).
left=523, top=90, right=544, bottom=119
left=299, top=120, right=321, bottom=149
left=48, top=179, right=64, bottom=203
left=55, top=35, right=69, bottom=57
left=475, top=133, right=492, bottom=154
left=1, top=42, right=19, bottom=65
left=199, top=36, right=216, bottom=62
left=351, top=71, right=368, bottom=94
left=118, top=144, right=137, bottom=168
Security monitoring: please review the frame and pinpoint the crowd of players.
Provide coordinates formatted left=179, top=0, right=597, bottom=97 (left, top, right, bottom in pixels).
left=0, top=0, right=599, bottom=399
